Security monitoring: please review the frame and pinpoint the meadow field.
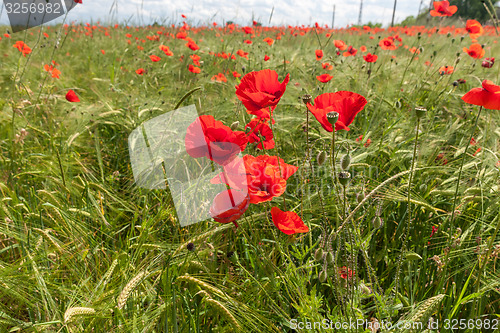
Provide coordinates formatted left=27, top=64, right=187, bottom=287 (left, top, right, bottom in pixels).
left=0, top=7, right=500, bottom=332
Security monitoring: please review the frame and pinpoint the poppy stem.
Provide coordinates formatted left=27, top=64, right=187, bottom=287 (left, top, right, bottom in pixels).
left=448, top=106, right=483, bottom=233
left=331, top=129, right=339, bottom=226
left=221, top=168, right=236, bottom=207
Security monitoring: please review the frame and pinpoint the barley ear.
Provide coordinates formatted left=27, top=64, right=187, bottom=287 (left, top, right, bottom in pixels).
left=116, top=271, right=148, bottom=309
left=64, top=307, right=96, bottom=323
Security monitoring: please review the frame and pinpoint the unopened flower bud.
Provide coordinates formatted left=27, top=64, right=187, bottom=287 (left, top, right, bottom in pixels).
left=317, top=151, right=327, bottom=165
left=314, top=248, right=324, bottom=261
left=360, top=283, right=371, bottom=295
left=340, top=154, right=351, bottom=170
left=230, top=121, right=239, bottom=131
left=326, top=252, right=334, bottom=265
left=356, top=192, right=365, bottom=203
left=319, top=270, right=328, bottom=282
left=372, top=216, right=383, bottom=229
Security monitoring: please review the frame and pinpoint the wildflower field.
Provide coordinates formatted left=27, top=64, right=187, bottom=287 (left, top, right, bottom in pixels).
left=1, top=3, right=500, bottom=332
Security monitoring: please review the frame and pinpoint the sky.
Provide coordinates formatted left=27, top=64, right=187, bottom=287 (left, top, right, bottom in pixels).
left=0, top=0, right=433, bottom=28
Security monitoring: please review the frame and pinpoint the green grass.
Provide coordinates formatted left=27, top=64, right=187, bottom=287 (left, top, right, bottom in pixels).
left=0, top=19, right=500, bottom=332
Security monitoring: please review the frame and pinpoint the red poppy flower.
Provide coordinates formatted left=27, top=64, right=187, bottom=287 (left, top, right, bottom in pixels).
left=101, top=49, right=105, bottom=55
left=339, top=266, right=355, bottom=280
left=236, top=49, right=249, bottom=59
left=210, top=189, right=250, bottom=227
left=482, top=57, right=495, bottom=68
left=185, top=115, right=248, bottom=165
left=307, top=91, right=367, bottom=132
left=188, top=64, right=201, bottom=73
left=235, top=69, right=290, bottom=114
left=190, top=54, right=201, bottom=66
left=44, top=64, right=61, bottom=78
left=379, top=37, right=397, bottom=51
left=271, top=207, right=309, bottom=235
left=176, top=31, right=187, bottom=39
left=322, top=62, right=333, bottom=70
left=461, top=80, right=500, bottom=110
left=13, top=41, right=32, bottom=56
left=343, top=46, right=357, bottom=57
left=264, top=55, right=270, bottom=61
left=363, top=53, right=378, bottom=63
left=438, top=66, right=454, bottom=75
left=409, top=47, right=420, bottom=54
left=334, top=40, right=347, bottom=51
left=149, top=55, right=161, bottom=62
left=233, top=71, right=241, bottom=78
left=430, top=1, right=458, bottom=17
left=465, top=20, right=483, bottom=39
left=463, top=43, right=485, bottom=59
left=360, top=45, right=367, bottom=52
left=263, top=37, right=274, bottom=46
left=315, top=49, right=323, bottom=61
left=245, top=155, right=297, bottom=204
left=65, top=89, right=80, bottom=102
left=185, top=38, right=200, bottom=51
left=316, top=73, right=333, bottom=83
left=245, top=118, right=275, bottom=149
left=159, top=45, right=173, bottom=56
left=211, top=73, right=227, bottom=82
left=242, top=26, right=254, bottom=34
left=136, top=68, right=145, bottom=75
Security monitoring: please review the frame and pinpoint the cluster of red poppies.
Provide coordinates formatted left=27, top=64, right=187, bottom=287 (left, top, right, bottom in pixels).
left=182, top=68, right=373, bottom=234
left=183, top=69, right=309, bottom=234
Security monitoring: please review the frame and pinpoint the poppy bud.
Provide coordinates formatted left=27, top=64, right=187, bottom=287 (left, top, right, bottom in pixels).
left=451, top=38, right=455, bottom=44
left=230, top=121, right=239, bottom=130
left=360, top=283, right=371, bottom=295
left=460, top=36, right=465, bottom=42
left=340, top=154, right=351, bottom=170
left=319, top=270, right=328, bottom=282
left=338, top=171, right=350, bottom=186
left=300, top=95, right=313, bottom=107
left=326, top=252, right=334, bottom=265
left=372, top=216, right=383, bottom=229
left=241, top=65, right=246, bottom=73
left=415, top=106, right=427, bottom=118
left=419, top=184, right=427, bottom=193
left=417, top=32, right=421, bottom=39
left=326, top=111, right=339, bottom=125
left=405, top=252, right=422, bottom=261
left=455, top=57, right=460, bottom=64
left=187, top=242, right=195, bottom=251
left=317, top=150, right=327, bottom=165
left=452, top=81, right=459, bottom=87
left=314, top=248, right=324, bottom=261
left=433, top=50, right=437, bottom=57
left=447, top=32, right=451, bottom=38
left=356, top=192, right=365, bottom=203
